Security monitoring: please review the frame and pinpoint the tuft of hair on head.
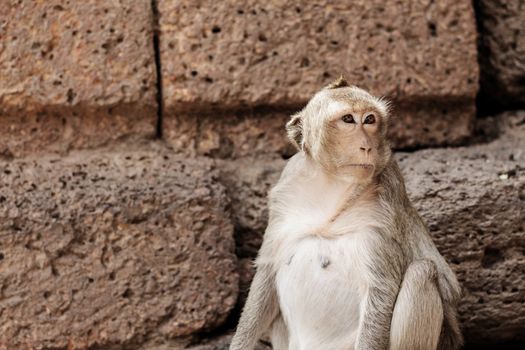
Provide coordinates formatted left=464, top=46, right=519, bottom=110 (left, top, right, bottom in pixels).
left=325, top=75, right=350, bottom=90
left=378, top=96, right=393, bottom=116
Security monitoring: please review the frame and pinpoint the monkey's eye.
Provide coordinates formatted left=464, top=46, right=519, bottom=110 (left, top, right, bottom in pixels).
left=341, top=114, right=355, bottom=124
left=364, top=114, right=376, bottom=124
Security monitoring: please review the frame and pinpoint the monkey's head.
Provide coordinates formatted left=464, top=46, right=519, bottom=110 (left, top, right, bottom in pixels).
left=286, top=77, right=391, bottom=182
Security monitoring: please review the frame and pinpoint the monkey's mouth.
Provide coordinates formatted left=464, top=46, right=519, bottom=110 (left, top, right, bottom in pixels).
left=344, top=163, right=374, bottom=169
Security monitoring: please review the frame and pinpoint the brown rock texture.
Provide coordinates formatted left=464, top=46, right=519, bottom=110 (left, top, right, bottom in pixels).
left=399, top=112, right=525, bottom=344
left=137, top=334, right=271, bottom=350
left=219, top=111, right=525, bottom=344
left=179, top=335, right=271, bottom=350
left=160, top=0, right=479, bottom=150
left=0, top=150, right=238, bottom=349
left=0, top=0, right=158, bottom=158
left=476, top=0, right=525, bottom=109
left=391, top=100, right=476, bottom=150
left=218, top=157, right=285, bottom=257
left=166, top=110, right=295, bottom=159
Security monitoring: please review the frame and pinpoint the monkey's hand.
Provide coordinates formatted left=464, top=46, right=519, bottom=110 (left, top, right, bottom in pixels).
left=230, top=264, right=279, bottom=350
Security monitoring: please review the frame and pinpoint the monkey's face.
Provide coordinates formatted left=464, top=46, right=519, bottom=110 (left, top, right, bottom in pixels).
left=319, top=102, right=383, bottom=181
left=287, top=82, right=391, bottom=183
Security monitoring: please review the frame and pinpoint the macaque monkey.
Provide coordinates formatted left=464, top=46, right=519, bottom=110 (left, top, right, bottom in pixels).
left=230, top=77, right=462, bottom=350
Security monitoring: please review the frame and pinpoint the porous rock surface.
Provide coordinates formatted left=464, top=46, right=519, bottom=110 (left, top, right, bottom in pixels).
left=181, top=335, right=271, bottom=350
left=218, top=157, right=284, bottom=258
left=160, top=0, right=478, bottom=150
left=0, top=150, right=238, bottom=349
left=163, top=110, right=295, bottom=160
left=477, top=0, right=525, bottom=108
left=136, top=334, right=271, bottom=350
left=219, top=111, right=525, bottom=343
left=399, top=112, right=525, bottom=343
left=0, top=0, right=158, bottom=158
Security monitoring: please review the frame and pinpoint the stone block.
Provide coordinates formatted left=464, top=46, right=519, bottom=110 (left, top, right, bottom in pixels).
left=160, top=0, right=478, bottom=149
left=0, top=151, right=237, bottom=348
left=0, top=0, right=158, bottom=157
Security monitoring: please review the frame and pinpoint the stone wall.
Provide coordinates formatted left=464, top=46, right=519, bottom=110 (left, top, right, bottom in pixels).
left=0, top=0, right=524, bottom=349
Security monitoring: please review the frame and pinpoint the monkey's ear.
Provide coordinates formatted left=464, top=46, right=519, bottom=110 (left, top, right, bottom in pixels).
left=286, top=112, right=303, bottom=150
left=325, top=75, right=350, bottom=89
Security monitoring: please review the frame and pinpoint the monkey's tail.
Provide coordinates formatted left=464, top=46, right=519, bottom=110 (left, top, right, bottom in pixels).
left=438, top=305, right=463, bottom=350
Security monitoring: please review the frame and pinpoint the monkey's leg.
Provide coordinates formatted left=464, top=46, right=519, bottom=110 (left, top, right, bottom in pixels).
left=230, top=264, right=279, bottom=350
left=270, top=314, right=289, bottom=350
left=389, top=260, right=443, bottom=350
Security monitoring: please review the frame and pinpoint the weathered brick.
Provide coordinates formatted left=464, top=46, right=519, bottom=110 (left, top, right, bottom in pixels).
left=160, top=0, right=478, bottom=150
left=0, top=0, right=158, bottom=157
left=0, top=150, right=238, bottom=349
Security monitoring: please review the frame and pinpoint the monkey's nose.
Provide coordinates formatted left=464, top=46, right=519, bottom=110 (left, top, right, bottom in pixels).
left=360, top=146, right=372, bottom=154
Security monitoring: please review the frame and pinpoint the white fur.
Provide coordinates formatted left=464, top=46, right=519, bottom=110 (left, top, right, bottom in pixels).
left=323, top=99, right=351, bottom=119
left=275, top=234, right=372, bottom=350
left=258, top=154, right=384, bottom=350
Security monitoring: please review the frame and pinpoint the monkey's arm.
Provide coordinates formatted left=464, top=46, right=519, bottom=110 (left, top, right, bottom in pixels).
left=355, top=236, right=404, bottom=350
left=230, top=264, right=279, bottom=350
left=355, top=284, right=400, bottom=350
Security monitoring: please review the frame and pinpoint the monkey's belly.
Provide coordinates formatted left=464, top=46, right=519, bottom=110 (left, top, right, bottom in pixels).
left=275, top=236, right=367, bottom=350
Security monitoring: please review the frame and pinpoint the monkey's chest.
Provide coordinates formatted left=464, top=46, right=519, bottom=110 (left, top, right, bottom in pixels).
left=275, top=235, right=369, bottom=349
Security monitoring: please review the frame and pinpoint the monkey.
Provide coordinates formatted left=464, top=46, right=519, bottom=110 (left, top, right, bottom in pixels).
left=229, top=76, right=463, bottom=350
